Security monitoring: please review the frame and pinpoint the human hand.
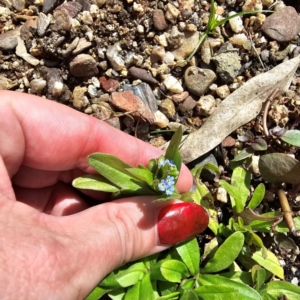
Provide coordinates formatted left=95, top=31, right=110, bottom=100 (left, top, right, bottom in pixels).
left=0, top=91, right=201, bottom=299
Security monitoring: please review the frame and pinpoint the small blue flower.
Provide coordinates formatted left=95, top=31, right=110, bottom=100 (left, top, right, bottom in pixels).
left=158, top=180, right=168, bottom=191
left=165, top=175, right=175, bottom=185
left=165, top=186, right=175, bottom=195
left=165, top=159, right=176, bottom=168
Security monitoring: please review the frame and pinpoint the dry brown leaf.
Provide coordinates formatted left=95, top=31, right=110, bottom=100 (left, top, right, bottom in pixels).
left=178, top=55, right=300, bottom=164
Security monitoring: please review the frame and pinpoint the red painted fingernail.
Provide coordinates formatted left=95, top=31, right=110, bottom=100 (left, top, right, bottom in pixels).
left=157, top=203, right=209, bottom=245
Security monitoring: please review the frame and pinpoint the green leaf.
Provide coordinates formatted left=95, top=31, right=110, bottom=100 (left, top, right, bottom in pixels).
left=176, top=238, right=200, bottom=275
left=251, top=265, right=266, bottom=291
left=191, top=163, right=220, bottom=179
left=100, top=262, right=146, bottom=288
left=251, top=138, right=268, bottom=151
left=260, top=281, right=300, bottom=300
left=179, top=290, right=198, bottom=300
left=280, top=129, right=300, bottom=147
left=240, top=248, right=284, bottom=279
left=124, top=273, right=155, bottom=300
left=197, top=274, right=262, bottom=300
left=88, top=153, right=154, bottom=194
left=165, top=127, right=183, bottom=172
left=201, top=232, right=244, bottom=273
left=155, top=192, right=181, bottom=201
left=151, top=260, right=189, bottom=283
left=220, top=271, right=252, bottom=285
left=247, top=184, right=265, bottom=210
left=126, top=167, right=154, bottom=185
left=191, top=179, right=218, bottom=235
left=107, top=288, right=126, bottom=300
left=259, top=153, right=300, bottom=184
left=72, top=174, right=120, bottom=193
left=231, top=147, right=254, bottom=162
left=85, top=287, right=111, bottom=300
left=195, top=285, right=239, bottom=300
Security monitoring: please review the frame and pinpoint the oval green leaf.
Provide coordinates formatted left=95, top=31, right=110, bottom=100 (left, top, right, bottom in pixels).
left=194, top=285, right=239, bottom=300
left=260, top=281, right=300, bottom=300
left=179, top=290, right=198, bottom=300
left=259, top=153, right=300, bottom=184
left=176, top=238, right=200, bottom=275
left=197, top=274, right=262, bottom=300
left=247, top=183, right=265, bottom=210
left=72, top=174, right=120, bottom=193
left=201, top=232, right=244, bottom=273
left=280, top=129, right=300, bottom=147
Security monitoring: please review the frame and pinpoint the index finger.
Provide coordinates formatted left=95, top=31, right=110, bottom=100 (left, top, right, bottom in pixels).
left=0, top=91, right=193, bottom=191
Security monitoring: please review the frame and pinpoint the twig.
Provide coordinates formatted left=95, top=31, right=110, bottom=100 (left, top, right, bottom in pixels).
left=248, top=33, right=266, bottom=70
left=277, top=189, right=300, bottom=236
left=262, top=88, right=280, bottom=137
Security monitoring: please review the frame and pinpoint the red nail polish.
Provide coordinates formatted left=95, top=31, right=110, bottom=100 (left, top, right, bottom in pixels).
left=157, top=203, right=209, bottom=245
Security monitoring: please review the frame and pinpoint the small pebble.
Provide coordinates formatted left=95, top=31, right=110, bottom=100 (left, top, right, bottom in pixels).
left=178, top=96, right=197, bottom=113
left=69, top=54, right=98, bottom=77
left=165, top=3, right=180, bottom=24
left=99, top=76, right=120, bottom=92
left=216, top=187, right=228, bottom=203
left=215, top=85, right=230, bottom=99
left=184, top=66, right=217, bottom=96
left=128, top=67, right=158, bottom=85
left=172, top=91, right=189, bottom=103
left=153, top=9, right=168, bottom=31
left=196, top=95, right=216, bottom=116
left=228, top=12, right=244, bottom=33
left=160, top=98, right=176, bottom=118
left=154, top=110, right=169, bottom=128
left=163, top=75, right=184, bottom=94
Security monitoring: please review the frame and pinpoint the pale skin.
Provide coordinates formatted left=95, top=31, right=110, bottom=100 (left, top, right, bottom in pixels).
left=0, top=91, right=193, bottom=300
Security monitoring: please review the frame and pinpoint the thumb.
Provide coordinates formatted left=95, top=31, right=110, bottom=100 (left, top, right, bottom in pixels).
left=62, top=197, right=208, bottom=298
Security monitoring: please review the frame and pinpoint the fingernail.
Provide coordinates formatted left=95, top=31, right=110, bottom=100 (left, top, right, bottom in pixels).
left=157, top=202, right=209, bottom=245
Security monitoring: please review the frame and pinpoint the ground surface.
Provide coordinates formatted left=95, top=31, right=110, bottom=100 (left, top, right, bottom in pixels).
left=0, top=0, right=300, bottom=295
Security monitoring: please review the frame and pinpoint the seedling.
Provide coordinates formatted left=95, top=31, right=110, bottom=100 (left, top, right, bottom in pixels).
left=184, top=0, right=270, bottom=62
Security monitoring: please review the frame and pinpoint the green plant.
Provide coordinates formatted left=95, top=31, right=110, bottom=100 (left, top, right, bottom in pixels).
left=184, top=0, right=270, bottom=62
left=73, top=127, right=185, bottom=201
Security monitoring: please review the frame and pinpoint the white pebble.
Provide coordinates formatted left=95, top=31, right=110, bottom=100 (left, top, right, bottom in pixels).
left=163, top=75, right=183, bottom=94
left=229, top=33, right=249, bottom=47
left=154, top=111, right=169, bottom=128
left=228, top=11, right=244, bottom=33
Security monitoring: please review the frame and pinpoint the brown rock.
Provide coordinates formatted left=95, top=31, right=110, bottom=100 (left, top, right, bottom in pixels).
left=99, top=76, right=120, bottom=92
left=160, top=98, right=176, bottom=118
left=222, top=136, right=236, bottom=147
left=128, top=66, right=158, bottom=85
left=20, top=18, right=37, bottom=41
left=172, top=91, right=189, bottom=103
left=53, top=9, right=72, bottom=32
left=69, top=54, right=98, bottom=77
left=55, top=1, right=82, bottom=18
left=153, top=9, right=168, bottom=31
left=110, top=91, right=154, bottom=122
left=261, top=6, right=300, bottom=43
left=178, top=96, right=197, bottom=113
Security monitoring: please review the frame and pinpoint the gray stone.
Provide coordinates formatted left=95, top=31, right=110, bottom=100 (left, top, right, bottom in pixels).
left=72, top=38, right=92, bottom=55
left=40, top=67, right=63, bottom=99
left=75, top=0, right=91, bottom=11
left=16, top=37, right=40, bottom=66
left=261, top=6, right=300, bottom=43
left=184, top=66, right=216, bottom=96
left=69, top=54, right=98, bottom=77
left=0, top=27, right=20, bottom=51
left=12, top=0, right=25, bottom=11
left=62, top=37, right=79, bottom=57
left=212, top=52, right=241, bottom=83
left=122, top=83, right=158, bottom=114
left=43, top=0, right=60, bottom=14
left=106, top=44, right=125, bottom=71
left=37, top=12, right=51, bottom=36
